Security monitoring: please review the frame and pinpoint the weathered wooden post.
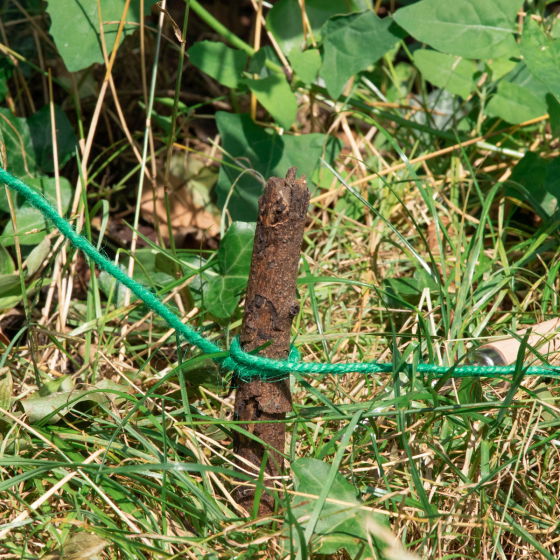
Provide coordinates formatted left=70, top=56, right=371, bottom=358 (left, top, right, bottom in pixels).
left=233, top=167, right=309, bottom=514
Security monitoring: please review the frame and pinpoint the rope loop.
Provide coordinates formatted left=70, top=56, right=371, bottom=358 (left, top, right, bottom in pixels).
left=223, top=337, right=299, bottom=382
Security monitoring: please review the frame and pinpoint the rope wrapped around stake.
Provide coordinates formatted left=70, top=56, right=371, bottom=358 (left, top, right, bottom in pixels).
left=224, top=337, right=560, bottom=381
left=1, top=166, right=560, bottom=382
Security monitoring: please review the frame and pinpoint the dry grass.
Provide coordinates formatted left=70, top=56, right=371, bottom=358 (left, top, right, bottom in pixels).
left=1, top=1, right=560, bottom=559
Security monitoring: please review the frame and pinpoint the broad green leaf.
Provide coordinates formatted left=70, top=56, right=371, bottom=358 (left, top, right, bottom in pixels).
left=506, top=152, right=560, bottom=219
left=383, top=270, right=438, bottom=308
left=393, top=0, right=522, bottom=59
left=24, top=236, right=51, bottom=276
left=286, top=458, right=388, bottom=556
left=0, top=274, right=22, bottom=311
left=204, top=222, right=255, bottom=319
left=546, top=94, right=560, bottom=138
left=413, top=49, right=477, bottom=99
left=0, top=107, right=36, bottom=180
left=1, top=175, right=73, bottom=245
left=521, top=20, right=560, bottom=97
left=132, top=248, right=175, bottom=289
left=486, top=81, right=547, bottom=124
left=188, top=41, right=248, bottom=88
left=22, top=382, right=126, bottom=423
left=243, top=74, right=297, bottom=129
left=0, top=106, right=76, bottom=190
left=320, top=11, right=402, bottom=99
left=0, top=58, right=12, bottom=103
left=218, top=222, right=256, bottom=277
left=99, top=266, right=128, bottom=307
left=267, top=0, right=369, bottom=55
left=181, top=358, right=224, bottom=397
left=485, top=57, right=517, bottom=80
left=26, top=105, right=77, bottom=173
left=23, top=175, right=73, bottom=214
left=0, top=246, right=15, bottom=275
left=248, top=46, right=282, bottom=78
left=507, top=61, right=550, bottom=97
left=186, top=262, right=217, bottom=309
left=215, top=112, right=339, bottom=221
left=288, top=48, right=321, bottom=84
left=1, top=206, right=47, bottom=246
left=204, top=276, right=243, bottom=318
left=46, top=0, right=158, bottom=72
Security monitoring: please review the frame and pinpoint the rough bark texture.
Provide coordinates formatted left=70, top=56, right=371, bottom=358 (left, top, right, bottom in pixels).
left=233, top=167, right=309, bottom=514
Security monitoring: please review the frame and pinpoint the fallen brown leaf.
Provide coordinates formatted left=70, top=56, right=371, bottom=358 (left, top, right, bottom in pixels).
left=141, top=157, right=220, bottom=241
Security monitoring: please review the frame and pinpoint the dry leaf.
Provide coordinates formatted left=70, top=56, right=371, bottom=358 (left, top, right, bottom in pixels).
left=141, top=156, right=220, bottom=240
left=41, top=532, right=108, bottom=560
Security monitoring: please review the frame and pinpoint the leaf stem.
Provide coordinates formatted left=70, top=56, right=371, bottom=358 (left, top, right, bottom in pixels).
left=190, top=0, right=283, bottom=74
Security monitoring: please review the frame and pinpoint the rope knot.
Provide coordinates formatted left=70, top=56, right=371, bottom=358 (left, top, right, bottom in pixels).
left=222, top=337, right=300, bottom=382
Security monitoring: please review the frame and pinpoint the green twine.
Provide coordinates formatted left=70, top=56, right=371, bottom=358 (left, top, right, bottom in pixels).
left=228, top=337, right=560, bottom=381
left=0, top=168, right=220, bottom=359
left=1, top=166, right=559, bottom=383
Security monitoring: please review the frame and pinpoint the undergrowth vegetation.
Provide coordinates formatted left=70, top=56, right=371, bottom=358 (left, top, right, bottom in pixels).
left=1, top=0, right=560, bottom=558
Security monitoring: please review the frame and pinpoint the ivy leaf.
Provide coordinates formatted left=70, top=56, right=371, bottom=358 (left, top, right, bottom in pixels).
left=218, top=222, right=255, bottom=277
left=188, top=41, right=248, bottom=88
left=203, top=222, right=256, bottom=319
left=521, top=20, right=560, bottom=97
left=413, top=49, right=477, bottom=99
left=46, top=0, right=158, bottom=72
left=242, top=74, right=297, bottom=129
left=215, top=112, right=339, bottom=221
left=320, top=11, right=402, bottom=99
left=394, top=0, right=522, bottom=59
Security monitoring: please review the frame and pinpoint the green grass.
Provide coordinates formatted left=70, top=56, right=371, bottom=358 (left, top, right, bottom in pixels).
left=2, top=1, right=560, bottom=559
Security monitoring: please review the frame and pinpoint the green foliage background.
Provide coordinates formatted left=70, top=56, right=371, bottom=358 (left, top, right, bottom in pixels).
left=2, top=0, right=560, bottom=558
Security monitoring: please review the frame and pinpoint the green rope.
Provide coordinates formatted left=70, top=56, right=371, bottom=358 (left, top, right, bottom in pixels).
left=0, top=168, right=221, bottom=358
left=228, top=337, right=560, bottom=381
left=1, top=166, right=559, bottom=382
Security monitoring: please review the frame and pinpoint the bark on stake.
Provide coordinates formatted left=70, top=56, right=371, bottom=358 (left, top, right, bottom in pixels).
left=234, top=167, right=309, bottom=513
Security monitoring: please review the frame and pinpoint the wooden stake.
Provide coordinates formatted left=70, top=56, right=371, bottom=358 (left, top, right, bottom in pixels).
left=233, top=167, right=309, bottom=514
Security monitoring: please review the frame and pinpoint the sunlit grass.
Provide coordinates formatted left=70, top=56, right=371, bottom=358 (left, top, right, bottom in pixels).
left=1, top=1, right=560, bottom=559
